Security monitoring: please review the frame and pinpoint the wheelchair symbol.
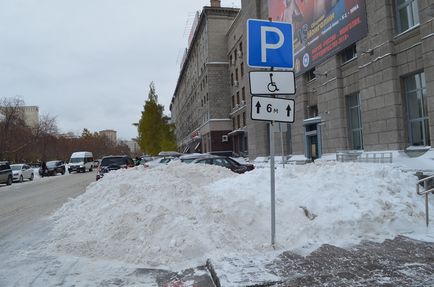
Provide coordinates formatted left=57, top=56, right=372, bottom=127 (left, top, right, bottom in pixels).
left=267, top=73, right=279, bottom=93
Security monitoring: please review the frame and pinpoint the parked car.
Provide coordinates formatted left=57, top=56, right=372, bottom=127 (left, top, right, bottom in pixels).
left=191, top=155, right=255, bottom=174
left=158, top=151, right=182, bottom=157
left=140, top=156, right=154, bottom=165
left=0, top=161, right=13, bottom=186
left=39, top=160, right=66, bottom=176
left=68, top=151, right=94, bottom=173
left=96, top=155, right=135, bottom=180
left=145, top=156, right=177, bottom=168
left=179, top=153, right=210, bottom=163
left=93, top=159, right=101, bottom=168
left=10, top=164, right=34, bottom=182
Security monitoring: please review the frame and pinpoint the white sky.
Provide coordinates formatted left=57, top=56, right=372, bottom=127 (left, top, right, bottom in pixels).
left=0, top=0, right=241, bottom=140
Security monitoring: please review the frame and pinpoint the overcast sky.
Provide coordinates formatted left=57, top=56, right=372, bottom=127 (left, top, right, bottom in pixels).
left=0, top=0, right=241, bottom=140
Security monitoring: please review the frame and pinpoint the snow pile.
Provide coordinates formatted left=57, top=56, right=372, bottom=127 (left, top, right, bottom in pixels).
left=46, top=161, right=434, bottom=270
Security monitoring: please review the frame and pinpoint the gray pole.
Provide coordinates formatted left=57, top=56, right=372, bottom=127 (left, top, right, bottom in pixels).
left=270, top=121, right=276, bottom=246
left=280, top=126, right=285, bottom=168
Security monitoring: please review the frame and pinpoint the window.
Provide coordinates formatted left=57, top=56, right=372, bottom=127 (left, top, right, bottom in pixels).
left=237, top=114, right=241, bottom=129
left=306, top=68, right=316, bottom=81
left=235, top=68, right=239, bottom=81
left=341, top=44, right=357, bottom=63
left=240, top=62, right=244, bottom=77
left=236, top=91, right=240, bottom=105
left=404, top=72, right=430, bottom=146
left=347, top=93, right=363, bottom=150
left=242, top=87, right=245, bottom=101
left=395, top=0, right=420, bottom=34
left=231, top=73, right=234, bottom=86
left=242, top=112, right=246, bottom=127
left=232, top=95, right=235, bottom=108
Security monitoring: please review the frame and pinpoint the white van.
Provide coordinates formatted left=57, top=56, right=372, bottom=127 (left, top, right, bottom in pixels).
left=68, top=151, right=94, bottom=173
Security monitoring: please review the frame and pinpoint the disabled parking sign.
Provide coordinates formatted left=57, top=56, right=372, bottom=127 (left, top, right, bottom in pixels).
left=247, top=19, right=293, bottom=69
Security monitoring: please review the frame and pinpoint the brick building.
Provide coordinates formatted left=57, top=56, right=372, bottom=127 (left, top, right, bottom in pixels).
left=172, top=0, right=434, bottom=161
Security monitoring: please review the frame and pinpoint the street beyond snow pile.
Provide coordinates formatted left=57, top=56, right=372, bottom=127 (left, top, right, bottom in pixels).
left=44, top=160, right=434, bottom=275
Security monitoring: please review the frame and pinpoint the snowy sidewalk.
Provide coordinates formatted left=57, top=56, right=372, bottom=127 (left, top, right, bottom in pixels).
left=210, top=236, right=434, bottom=286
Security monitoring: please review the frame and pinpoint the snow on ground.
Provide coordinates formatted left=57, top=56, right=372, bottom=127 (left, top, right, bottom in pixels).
left=42, top=159, right=434, bottom=272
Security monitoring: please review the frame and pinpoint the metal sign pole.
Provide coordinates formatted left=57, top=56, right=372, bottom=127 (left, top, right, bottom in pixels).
left=270, top=121, right=276, bottom=247
left=280, top=126, right=285, bottom=168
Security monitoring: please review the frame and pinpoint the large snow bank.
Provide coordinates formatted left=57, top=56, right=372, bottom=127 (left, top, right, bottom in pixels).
left=46, top=161, right=434, bottom=270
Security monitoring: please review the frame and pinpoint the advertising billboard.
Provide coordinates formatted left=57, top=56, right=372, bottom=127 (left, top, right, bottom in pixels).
left=268, top=0, right=368, bottom=75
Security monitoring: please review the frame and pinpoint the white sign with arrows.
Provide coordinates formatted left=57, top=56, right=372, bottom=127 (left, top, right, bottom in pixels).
left=249, top=71, right=296, bottom=96
left=251, top=96, right=295, bottom=123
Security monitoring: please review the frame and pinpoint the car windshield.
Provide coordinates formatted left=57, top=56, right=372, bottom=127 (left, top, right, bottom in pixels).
left=69, top=158, right=83, bottom=163
left=10, top=165, right=21, bottom=170
left=226, top=158, right=241, bottom=166
left=101, top=157, right=127, bottom=166
left=160, top=158, right=172, bottom=164
left=46, top=161, right=58, bottom=167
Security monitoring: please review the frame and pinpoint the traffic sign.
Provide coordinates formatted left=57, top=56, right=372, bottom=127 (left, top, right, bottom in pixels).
left=251, top=96, right=295, bottom=123
left=249, top=71, right=296, bottom=96
left=247, top=19, right=293, bottom=69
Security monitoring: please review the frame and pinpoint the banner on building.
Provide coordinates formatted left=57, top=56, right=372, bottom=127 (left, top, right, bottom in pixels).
left=268, top=0, right=368, bottom=75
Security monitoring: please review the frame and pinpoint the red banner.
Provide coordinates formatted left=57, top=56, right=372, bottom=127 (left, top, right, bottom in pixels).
left=268, top=0, right=368, bottom=75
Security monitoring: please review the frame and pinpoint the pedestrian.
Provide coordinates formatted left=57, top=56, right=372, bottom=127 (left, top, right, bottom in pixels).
left=41, top=161, right=47, bottom=177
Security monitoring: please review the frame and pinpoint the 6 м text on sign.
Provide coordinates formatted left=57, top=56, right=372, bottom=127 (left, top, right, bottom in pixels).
left=251, top=96, right=295, bottom=123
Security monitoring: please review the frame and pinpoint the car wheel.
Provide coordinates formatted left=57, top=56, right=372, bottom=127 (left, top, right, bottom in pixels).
left=30, top=173, right=34, bottom=181
left=7, top=176, right=12, bottom=186
left=89, top=167, right=93, bottom=172
left=61, top=169, right=65, bottom=175
left=19, top=175, right=23, bottom=182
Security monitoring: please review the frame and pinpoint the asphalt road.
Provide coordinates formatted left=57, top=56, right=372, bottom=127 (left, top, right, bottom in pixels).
left=0, top=171, right=95, bottom=244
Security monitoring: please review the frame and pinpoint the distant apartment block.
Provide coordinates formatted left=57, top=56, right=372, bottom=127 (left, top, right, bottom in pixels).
left=21, top=106, right=39, bottom=128
left=0, top=105, right=39, bottom=128
left=99, top=129, right=117, bottom=143
left=123, top=139, right=141, bottom=155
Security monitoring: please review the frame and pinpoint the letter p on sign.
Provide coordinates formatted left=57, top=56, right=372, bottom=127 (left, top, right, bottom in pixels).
left=247, top=19, right=293, bottom=69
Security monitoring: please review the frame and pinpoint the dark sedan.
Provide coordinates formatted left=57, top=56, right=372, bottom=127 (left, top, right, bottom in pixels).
left=96, top=155, right=135, bottom=180
left=39, top=160, right=66, bottom=176
left=191, top=155, right=254, bottom=174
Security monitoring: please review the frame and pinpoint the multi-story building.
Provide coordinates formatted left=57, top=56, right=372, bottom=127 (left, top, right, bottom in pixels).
left=99, top=129, right=117, bottom=143
left=172, top=0, right=434, bottom=161
left=21, top=106, right=39, bottom=128
left=0, top=105, right=39, bottom=128
left=170, top=0, right=239, bottom=155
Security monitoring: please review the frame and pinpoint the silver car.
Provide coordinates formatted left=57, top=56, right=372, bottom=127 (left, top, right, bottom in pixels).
left=10, top=164, right=34, bottom=182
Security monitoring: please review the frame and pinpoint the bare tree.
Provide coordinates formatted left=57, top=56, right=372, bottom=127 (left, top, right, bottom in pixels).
left=32, top=114, right=58, bottom=161
left=0, top=97, right=26, bottom=160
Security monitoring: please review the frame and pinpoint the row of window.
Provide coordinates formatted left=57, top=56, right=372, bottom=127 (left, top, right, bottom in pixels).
left=232, top=112, right=247, bottom=130
left=232, top=87, right=246, bottom=108
left=231, top=62, right=244, bottom=86
left=347, top=72, right=429, bottom=150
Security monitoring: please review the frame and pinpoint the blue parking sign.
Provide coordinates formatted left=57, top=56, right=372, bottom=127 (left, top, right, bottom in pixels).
left=247, top=19, right=293, bottom=69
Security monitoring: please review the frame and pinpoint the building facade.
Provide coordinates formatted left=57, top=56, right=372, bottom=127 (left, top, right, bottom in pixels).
left=99, top=129, right=117, bottom=143
left=172, top=0, right=434, bottom=161
left=21, top=106, right=39, bottom=128
left=170, top=1, right=239, bottom=155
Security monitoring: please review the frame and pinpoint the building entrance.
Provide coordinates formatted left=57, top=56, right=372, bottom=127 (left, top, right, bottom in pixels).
left=304, top=117, right=322, bottom=161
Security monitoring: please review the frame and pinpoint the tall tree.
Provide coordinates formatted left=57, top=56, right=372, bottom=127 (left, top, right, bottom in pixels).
left=137, top=82, right=177, bottom=155
left=0, top=97, right=26, bottom=160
